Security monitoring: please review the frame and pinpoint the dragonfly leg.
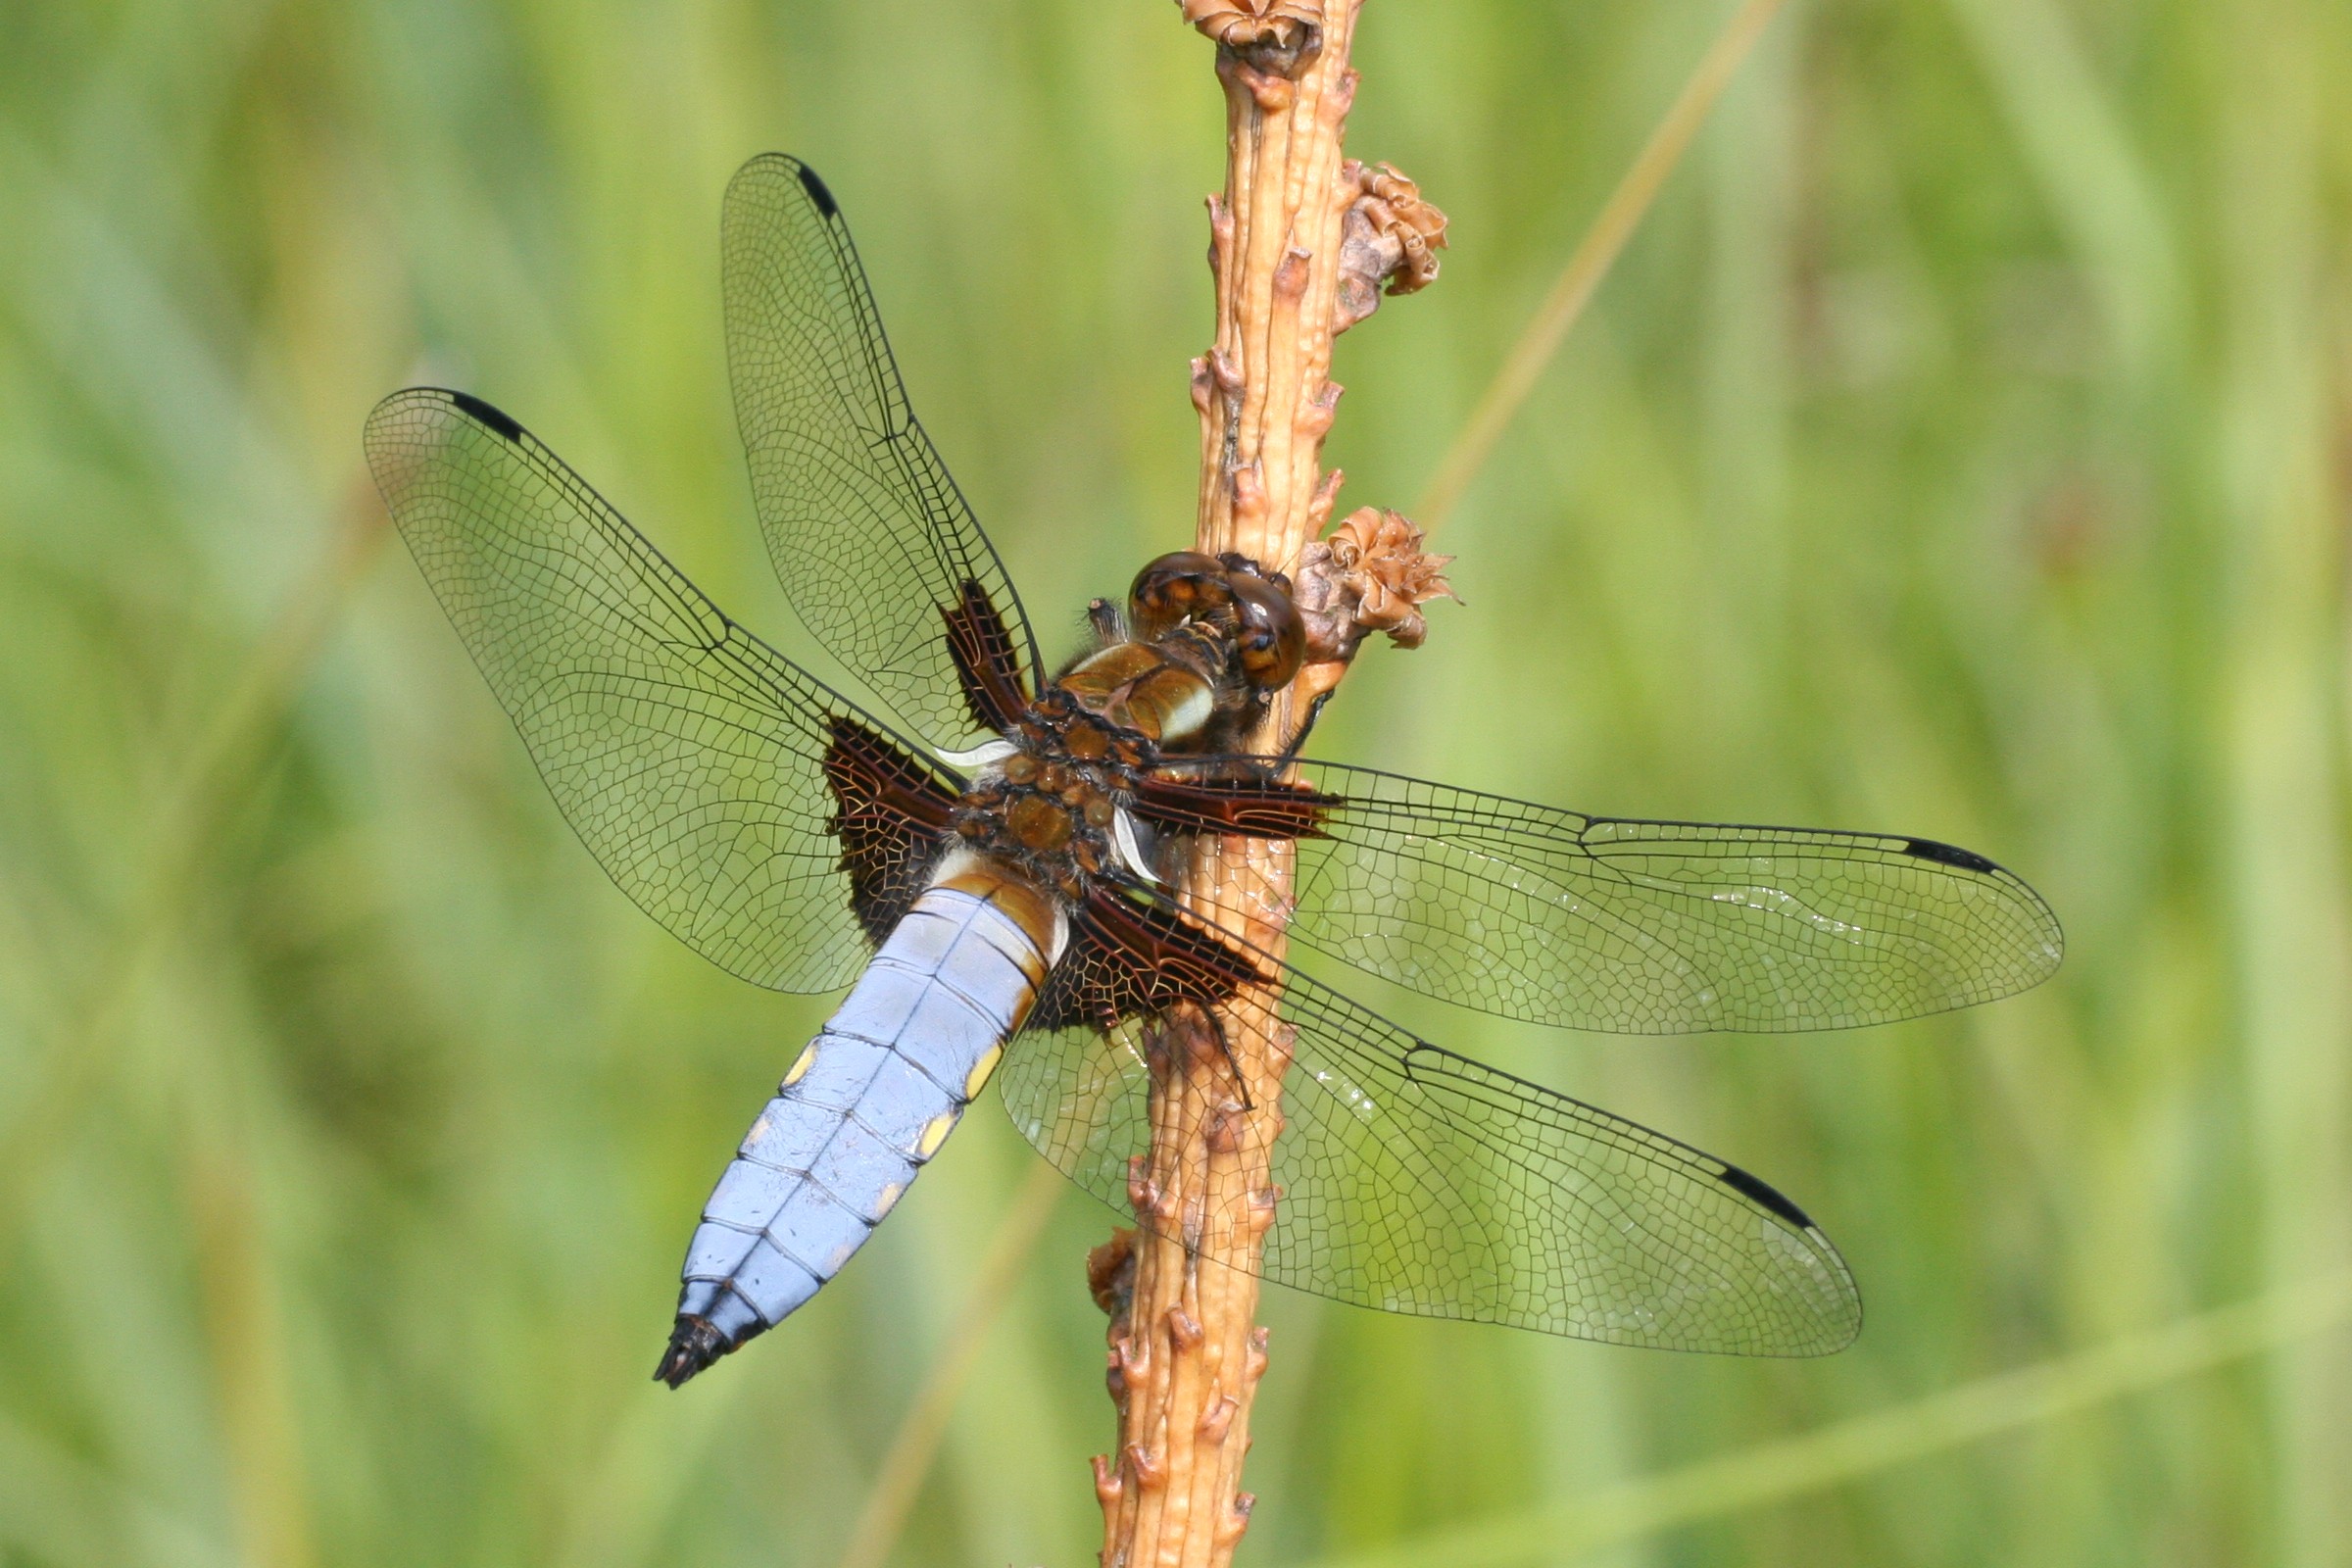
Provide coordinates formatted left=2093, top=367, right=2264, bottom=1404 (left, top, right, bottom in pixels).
left=1274, top=690, right=1333, bottom=761
left=1161, top=1003, right=1254, bottom=1115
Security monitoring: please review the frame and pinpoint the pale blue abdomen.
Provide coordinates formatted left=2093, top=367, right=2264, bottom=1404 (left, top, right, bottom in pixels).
left=656, top=885, right=1046, bottom=1384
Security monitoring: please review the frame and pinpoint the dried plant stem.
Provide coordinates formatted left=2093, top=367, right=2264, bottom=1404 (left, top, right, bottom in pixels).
left=1190, top=24, right=1359, bottom=570
left=1416, top=0, right=1791, bottom=528
left=1092, top=0, right=1785, bottom=1552
left=1093, top=6, right=1367, bottom=1566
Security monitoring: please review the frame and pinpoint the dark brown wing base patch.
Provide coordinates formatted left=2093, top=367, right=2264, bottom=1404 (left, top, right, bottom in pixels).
left=1029, top=885, right=1270, bottom=1034
left=942, top=580, right=1033, bottom=735
left=821, top=716, right=960, bottom=944
left=1133, top=772, right=1337, bottom=839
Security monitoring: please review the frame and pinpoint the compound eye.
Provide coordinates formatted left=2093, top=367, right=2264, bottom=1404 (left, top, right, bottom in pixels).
left=1129, top=551, right=1228, bottom=639
left=1227, top=572, right=1305, bottom=690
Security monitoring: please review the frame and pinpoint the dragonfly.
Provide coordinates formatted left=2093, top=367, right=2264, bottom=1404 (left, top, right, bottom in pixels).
left=364, top=154, right=2063, bottom=1388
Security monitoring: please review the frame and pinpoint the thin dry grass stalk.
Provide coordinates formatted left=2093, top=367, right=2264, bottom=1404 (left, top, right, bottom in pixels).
left=1304, top=1266, right=2352, bottom=1568
left=832, top=1160, right=1066, bottom=1568
left=1415, top=0, right=1791, bottom=528
left=0, top=475, right=392, bottom=1251
left=1090, top=5, right=1447, bottom=1564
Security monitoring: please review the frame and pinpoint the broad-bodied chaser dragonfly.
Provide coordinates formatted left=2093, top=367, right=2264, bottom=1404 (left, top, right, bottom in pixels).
left=364, top=155, right=2062, bottom=1388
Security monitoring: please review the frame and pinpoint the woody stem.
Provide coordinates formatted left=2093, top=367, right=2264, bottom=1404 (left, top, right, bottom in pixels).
left=1093, top=6, right=1363, bottom=1566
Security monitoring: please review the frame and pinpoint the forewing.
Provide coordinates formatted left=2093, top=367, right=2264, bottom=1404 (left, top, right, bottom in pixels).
left=999, top=961, right=1861, bottom=1354
left=365, top=387, right=958, bottom=994
left=722, top=153, right=1039, bottom=746
left=1155, top=760, right=2063, bottom=1033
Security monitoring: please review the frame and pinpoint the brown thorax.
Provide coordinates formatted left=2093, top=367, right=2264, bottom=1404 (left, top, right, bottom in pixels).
left=948, top=551, right=1311, bottom=902
left=951, top=691, right=1157, bottom=903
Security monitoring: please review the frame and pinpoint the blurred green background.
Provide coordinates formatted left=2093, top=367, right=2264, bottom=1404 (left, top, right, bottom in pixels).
left=4, top=0, right=2350, bottom=1563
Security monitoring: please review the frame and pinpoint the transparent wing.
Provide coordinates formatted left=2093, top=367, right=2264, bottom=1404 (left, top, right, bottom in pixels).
left=722, top=153, right=1040, bottom=747
left=1000, top=953, right=1860, bottom=1354
left=1159, top=760, right=2064, bottom=1034
left=365, top=386, right=956, bottom=994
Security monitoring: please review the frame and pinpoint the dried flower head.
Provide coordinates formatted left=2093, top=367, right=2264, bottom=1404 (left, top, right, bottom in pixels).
left=1294, top=507, right=1458, bottom=663
left=1334, top=162, right=1449, bottom=331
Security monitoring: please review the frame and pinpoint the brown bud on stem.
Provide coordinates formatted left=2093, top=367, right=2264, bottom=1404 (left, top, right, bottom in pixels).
left=1296, top=506, right=1459, bottom=661
left=1180, top=0, right=1324, bottom=71
left=1334, top=161, right=1449, bottom=332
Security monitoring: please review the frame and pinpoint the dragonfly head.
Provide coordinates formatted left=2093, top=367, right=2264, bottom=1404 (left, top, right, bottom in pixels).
left=1224, top=568, right=1307, bottom=691
left=1127, top=551, right=1305, bottom=694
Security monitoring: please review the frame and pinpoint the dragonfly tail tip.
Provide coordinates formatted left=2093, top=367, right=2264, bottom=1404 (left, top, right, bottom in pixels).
left=654, top=1315, right=727, bottom=1388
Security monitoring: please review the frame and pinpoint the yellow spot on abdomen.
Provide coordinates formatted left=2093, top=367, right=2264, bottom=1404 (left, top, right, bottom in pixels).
left=916, top=1108, right=960, bottom=1160
left=782, top=1044, right=818, bottom=1087
left=964, top=1044, right=1005, bottom=1100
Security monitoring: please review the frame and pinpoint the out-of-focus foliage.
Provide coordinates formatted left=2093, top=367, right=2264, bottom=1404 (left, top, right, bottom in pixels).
left=2, top=0, right=2347, bottom=1564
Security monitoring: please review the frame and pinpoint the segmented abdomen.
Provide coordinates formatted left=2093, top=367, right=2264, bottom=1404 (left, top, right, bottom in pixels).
left=657, top=886, right=1045, bottom=1384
